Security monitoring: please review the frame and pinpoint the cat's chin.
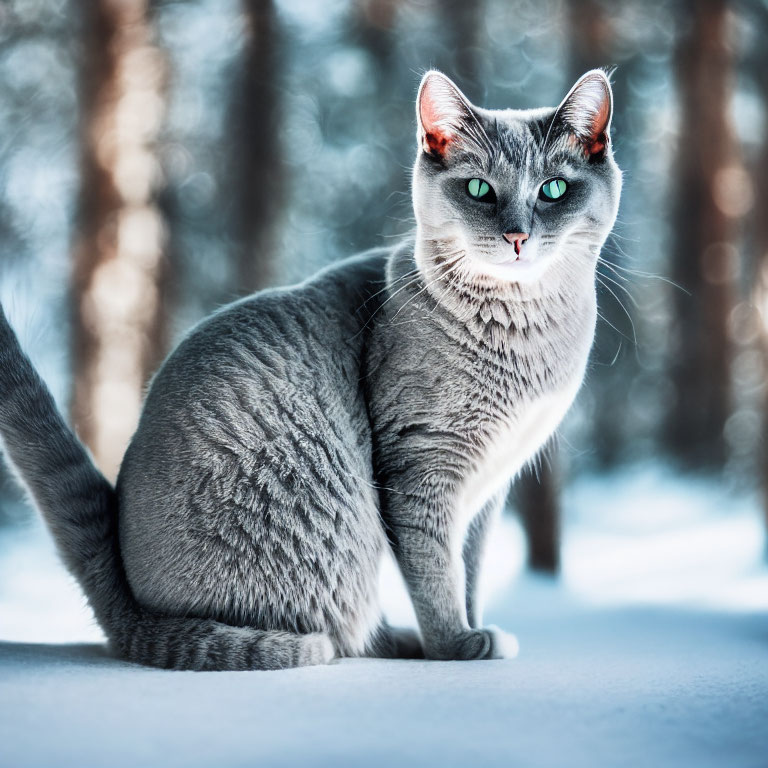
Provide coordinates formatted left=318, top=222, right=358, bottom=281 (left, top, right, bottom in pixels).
left=465, top=252, right=552, bottom=285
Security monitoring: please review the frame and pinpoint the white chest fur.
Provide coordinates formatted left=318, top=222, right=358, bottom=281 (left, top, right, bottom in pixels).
left=454, top=371, right=584, bottom=544
left=449, top=372, right=584, bottom=626
left=462, top=375, right=582, bottom=515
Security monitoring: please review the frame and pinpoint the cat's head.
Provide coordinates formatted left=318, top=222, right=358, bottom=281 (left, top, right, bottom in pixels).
left=411, top=69, right=621, bottom=295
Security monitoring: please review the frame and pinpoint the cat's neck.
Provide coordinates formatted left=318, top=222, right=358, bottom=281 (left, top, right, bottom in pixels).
left=379, top=235, right=596, bottom=398
left=398, top=230, right=596, bottom=352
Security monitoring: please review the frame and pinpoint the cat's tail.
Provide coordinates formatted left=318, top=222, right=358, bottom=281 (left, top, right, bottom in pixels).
left=0, top=305, right=334, bottom=670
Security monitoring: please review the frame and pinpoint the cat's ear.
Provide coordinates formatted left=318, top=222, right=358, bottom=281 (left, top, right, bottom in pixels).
left=551, top=69, right=613, bottom=158
left=417, top=71, right=483, bottom=160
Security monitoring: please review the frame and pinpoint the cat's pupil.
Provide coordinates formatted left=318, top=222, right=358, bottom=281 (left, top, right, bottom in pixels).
left=540, top=178, right=568, bottom=200
left=467, top=178, right=492, bottom=200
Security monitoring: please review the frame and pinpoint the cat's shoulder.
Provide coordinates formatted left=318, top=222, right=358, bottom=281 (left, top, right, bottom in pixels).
left=231, top=247, right=393, bottom=318
left=150, top=247, right=397, bottom=382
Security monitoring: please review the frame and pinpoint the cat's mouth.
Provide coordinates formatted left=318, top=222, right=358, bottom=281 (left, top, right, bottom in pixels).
left=466, top=244, right=552, bottom=284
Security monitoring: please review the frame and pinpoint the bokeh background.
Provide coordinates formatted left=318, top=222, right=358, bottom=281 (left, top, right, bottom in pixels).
left=1, top=0, right=768, bottom=640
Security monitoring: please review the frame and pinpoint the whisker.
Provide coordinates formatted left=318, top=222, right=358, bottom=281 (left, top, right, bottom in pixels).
left=595, top=275, right=638, bottom=346
left=354, top=250, right=466, bottom=339
left=596, top=268, right=639, bottom=309
left=354, top=267, right=420, bottom=314
left=596, top=259, right=630, bottom=283
left=391, top=257, right=466, bottom=321
left=598, top=256, right=691, bottom=295
left=596, top=308, right=634, bottom=345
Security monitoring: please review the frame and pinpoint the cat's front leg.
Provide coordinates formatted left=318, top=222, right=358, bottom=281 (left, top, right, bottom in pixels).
left=385, top=496, right=518, bottom=661
left=463, top=492, right=505, bottom=629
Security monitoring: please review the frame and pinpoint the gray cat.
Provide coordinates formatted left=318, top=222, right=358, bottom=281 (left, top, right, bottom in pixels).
left=0, top=69, right=620, bottom=670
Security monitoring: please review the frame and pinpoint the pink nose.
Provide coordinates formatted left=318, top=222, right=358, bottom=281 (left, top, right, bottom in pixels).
left=502, top=232, right=529, bottom=255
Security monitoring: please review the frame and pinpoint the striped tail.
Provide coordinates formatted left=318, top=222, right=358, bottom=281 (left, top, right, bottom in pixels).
left=0, top=305, right=333, bottom=670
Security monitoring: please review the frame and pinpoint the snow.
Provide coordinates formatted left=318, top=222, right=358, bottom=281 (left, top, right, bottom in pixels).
left=2, top=594, right=766, bottom=767
left=1, top=465, right=768, bottom=766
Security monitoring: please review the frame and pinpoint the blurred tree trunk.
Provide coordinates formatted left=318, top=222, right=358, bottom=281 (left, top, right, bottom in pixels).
left=568, top=0, right=629, bottom=468
left=516, top=456, right=561, bottom=574
left=752, top=5, right=768, bottom=554
left=353, top=0, right=399, bottom=65
left=346, top=0, right=406, bottom=251
left=760, top=143, right=768, bottom=555
left=233, top=0, right=282, bottom=294
left=665, top=0, right=736, bottom=467
left=434, top=0, right=484, bottom=95
left=71, top=0, right=169, bottom=480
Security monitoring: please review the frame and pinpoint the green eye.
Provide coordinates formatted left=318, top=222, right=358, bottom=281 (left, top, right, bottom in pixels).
left=467, top=178, right=495, bottom=202
left=540, top=178, right=568, bottom=201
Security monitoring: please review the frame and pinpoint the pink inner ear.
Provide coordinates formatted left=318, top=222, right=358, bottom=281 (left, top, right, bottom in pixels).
left=420, top=92, right=443, bottom=133
left=558, top=72, right=612, bottom=158
left=586, top=97, right=610, bottom=155
left=419, top=77, right=457, bottom=157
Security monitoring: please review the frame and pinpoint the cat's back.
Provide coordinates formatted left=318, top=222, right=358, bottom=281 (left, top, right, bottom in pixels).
left=155, top=249, right=387, bottom=396
left=117, top=249, right=390, bottom=626
left=129, top=248, right=386, bottom=430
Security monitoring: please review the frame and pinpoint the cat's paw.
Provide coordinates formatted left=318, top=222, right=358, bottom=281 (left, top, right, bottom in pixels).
left=299, top=632, right=336, bottom=666
left=427, top=626, right=519, bottom=661
left=484, top=625, right=519, bottom=659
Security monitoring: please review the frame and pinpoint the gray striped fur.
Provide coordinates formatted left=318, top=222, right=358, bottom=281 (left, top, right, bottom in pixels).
left=0, top=70, right=620, bottom=669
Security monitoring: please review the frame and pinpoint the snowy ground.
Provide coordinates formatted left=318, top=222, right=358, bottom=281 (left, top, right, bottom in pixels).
left=1, top=465, right=768, bottom=766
